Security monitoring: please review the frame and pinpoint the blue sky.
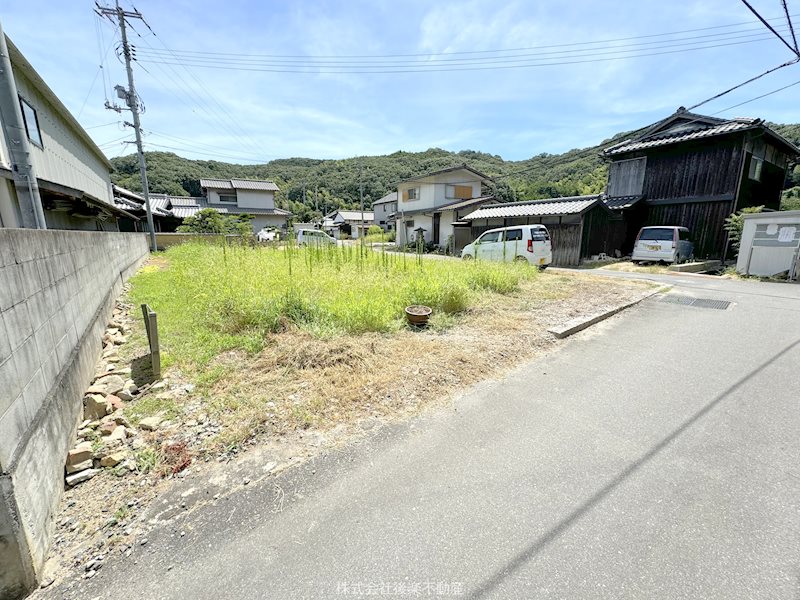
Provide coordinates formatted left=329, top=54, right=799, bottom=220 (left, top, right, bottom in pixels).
left=3, top=0, right=800, bottom=162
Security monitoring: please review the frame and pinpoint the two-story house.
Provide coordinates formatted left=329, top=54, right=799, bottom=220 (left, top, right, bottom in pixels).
left=602, top=108, right=800, bottom=258
left=199, top=178, right=291, bottom=233
left=372, top=191, right=397, bottom=231
left=394, top=165, right=494, bottom=249
left=0, top=34, right=133, bottom=231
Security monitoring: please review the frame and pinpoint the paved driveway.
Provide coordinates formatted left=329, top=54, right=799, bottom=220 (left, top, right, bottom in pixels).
left=41, top=275, right=800, bottom=599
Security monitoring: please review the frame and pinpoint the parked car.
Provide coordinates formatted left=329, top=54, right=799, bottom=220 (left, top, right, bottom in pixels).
left=461, top=225, right=552, bottom=268
left=296, top=228, right=336, bottom=246
left=256, top=228, right=278, bottom=242
left=631, top=226, right=694, bottom=264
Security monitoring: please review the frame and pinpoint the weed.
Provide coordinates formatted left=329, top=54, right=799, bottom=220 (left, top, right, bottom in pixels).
left=124, top=395, right=180, bottom=425
left=134, top=447, right=159, bottom=474
left=128, top=242, right=538, bottom=367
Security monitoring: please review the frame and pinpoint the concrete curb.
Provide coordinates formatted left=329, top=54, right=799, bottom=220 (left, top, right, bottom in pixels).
left=547, top=288, right=664, bottom=339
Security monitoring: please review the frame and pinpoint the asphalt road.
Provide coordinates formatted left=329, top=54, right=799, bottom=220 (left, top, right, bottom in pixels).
left=41, top=274, right=800, bottom=599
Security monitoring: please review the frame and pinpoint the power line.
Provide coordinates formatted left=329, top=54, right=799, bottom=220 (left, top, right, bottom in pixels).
left=711, top=76, right=800, bottom=114
left=134, top=28, right=789, bottom=69
left=118, top=3, right=267, bottom=159
left=136, top=37, right=784, bottom=74
left=85, top=121, right=123, bottom=130
left=131, top=13, right=800, bottom=60
left=740, top=0, right=800, bottom=56
left=686, top=56, right=800, bottom=110
left=140, top=141, right=270, bottom=163
left=783, top=0, right=800, bottom=52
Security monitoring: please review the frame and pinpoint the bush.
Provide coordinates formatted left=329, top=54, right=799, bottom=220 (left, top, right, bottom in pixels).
left=176, top=208, right=253, bottom=236
left=367, top=225, right=383, bottom=235
left=724, top=205, right=764, bottom=253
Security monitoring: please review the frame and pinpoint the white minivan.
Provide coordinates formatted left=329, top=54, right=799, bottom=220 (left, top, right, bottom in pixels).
left=296, top=228, right=336, bottom=246
left=461, top=225, right=552, bottom=267
left=631, top=226, right=694, bottom=264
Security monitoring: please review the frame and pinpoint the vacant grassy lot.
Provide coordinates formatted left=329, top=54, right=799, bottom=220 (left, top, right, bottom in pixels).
left=128, top=242, right=539, bottom=367
left=120, top=242, right=651, bottom=451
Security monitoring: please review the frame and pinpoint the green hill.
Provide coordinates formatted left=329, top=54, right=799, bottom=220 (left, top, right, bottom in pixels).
left=110, top=123, right=800, bottom=220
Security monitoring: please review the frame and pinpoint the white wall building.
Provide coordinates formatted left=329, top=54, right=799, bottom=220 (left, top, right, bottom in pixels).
left=394, top=165, right=494, bottom=249
left=0, top=35, right=131, bottom=230
left=735, top=210, right=800, bottom=279
left=323, top=209, right=374, bottom=239
left=372, top=191, right=397, bottom=231
left=199, top=178, right=292, bottom=233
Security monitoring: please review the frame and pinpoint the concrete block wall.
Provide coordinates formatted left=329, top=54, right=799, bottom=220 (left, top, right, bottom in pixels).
left=0, top=229, right=148, bottom=599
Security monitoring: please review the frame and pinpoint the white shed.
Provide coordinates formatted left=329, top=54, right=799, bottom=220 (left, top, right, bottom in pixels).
left=735, top=210, right=800, bottom=279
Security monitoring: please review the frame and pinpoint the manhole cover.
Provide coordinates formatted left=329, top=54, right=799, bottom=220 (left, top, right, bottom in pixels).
left=660, top=295, right=732, bottom=310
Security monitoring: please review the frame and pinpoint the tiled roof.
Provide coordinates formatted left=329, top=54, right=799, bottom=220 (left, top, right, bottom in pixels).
left=396, top=164, right=493, bottom=185
left=604, top=120, right=757, bottom=155
left=373, top=191, right=397, bottom=205
left=463, top=195, right=600, bottom=220
left=230, top=179, right=280, bottom=191
left=335, top=210, right=374, bottom=221
left=433, top=196, right=494, bottom=213
left=199, top=178, right=280, bottom=191
left=603, top=108, right=800, bottom=157
left=113, top=196, right=141, bottom=211
left=199, top=178, right=233, bottom=189
left=603, top=195, right=643, bottom=210
left=146, top=194, right=292, bottom=219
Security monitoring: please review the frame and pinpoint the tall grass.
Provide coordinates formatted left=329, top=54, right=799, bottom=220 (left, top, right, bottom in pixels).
left=129, top=241, right=538, bottom=367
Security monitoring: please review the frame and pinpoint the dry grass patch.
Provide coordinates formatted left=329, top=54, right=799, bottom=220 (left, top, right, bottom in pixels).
left=582, top=260, right=672, bottom=274
left=187, top=271, right=649, bottom=450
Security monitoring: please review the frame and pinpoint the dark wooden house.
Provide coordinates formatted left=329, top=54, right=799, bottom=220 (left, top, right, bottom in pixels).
left=603, top=108, right=800, bottom=258
left=462, top=195, right=625, bottom=266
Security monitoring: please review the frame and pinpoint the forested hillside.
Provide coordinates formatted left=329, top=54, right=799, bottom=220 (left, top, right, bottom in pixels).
left=110, top=123, right=800, bottom=220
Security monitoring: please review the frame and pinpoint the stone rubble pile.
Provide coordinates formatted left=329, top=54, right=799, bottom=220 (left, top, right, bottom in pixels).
left=63, top=300, right=147, bottom=487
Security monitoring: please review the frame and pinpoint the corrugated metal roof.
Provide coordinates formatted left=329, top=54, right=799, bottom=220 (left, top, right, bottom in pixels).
left=463, top=195, right=600, bottom=220
left=230, top=179, right=280, bottom=191
left=605, top=120, right=756, bottom=155
left=603, top=195, right=643, bottom=210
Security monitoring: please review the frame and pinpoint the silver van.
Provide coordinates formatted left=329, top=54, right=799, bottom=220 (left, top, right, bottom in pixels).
left=631, top=226, right=694, bottom=264
left=461, top=225, right=552, bottom=267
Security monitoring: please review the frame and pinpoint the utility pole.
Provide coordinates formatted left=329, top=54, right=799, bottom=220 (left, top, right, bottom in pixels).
left=97, top=1, right=157, bottom=252
left=0, top=18, right=46, bottom=229
left=359, top=164, right=365, bottom=250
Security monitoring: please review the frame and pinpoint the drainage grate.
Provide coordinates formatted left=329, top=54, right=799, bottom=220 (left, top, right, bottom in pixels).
left=660, top=295, right=732, bottom=310
left=660, top=295, right=695, bottom=306
left=690, top=298, right=732, bottom=310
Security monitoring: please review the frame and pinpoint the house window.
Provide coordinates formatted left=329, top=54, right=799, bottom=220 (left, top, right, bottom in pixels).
left=219, top=194, right=237, bottom=203
left=404, top=188, right=418, bottom=201
left=405, top=219, right=414, bottom=228
left=749, top=156, right=763, bottom=182
left=19, top=97, right=43, bottom=147
left=446, top=184, right=473, bottom=199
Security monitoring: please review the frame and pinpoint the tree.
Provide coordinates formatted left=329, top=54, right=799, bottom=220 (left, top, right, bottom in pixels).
left=176, top=208, right=253, bottom=235
left=723, top=205, right=764, bottom=254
